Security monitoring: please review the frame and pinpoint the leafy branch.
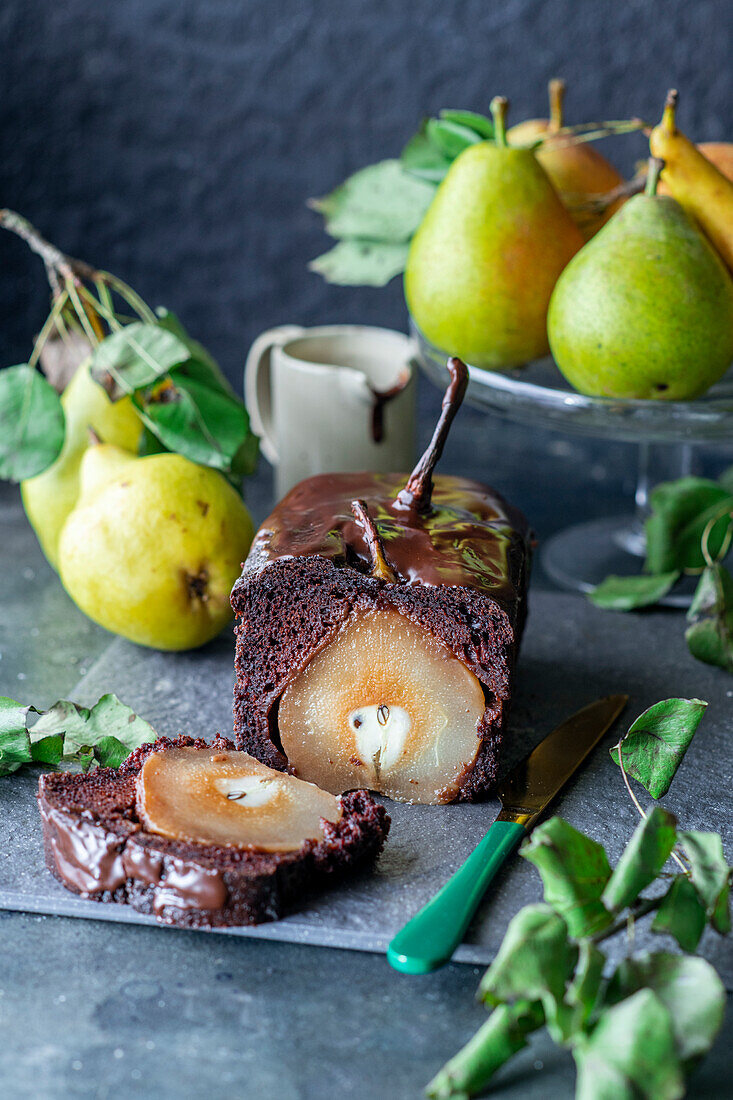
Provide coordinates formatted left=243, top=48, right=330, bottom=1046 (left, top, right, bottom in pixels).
left=0, top=211, right=258, bottom=486
left=427, top=699, right=730, bottom=1099
left=589, top=471, right=733, bottom=673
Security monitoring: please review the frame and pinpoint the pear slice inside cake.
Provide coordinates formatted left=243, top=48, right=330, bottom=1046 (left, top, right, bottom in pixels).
left=278, top=606, right=486, bottom=804
left=136, top=747, right=341, bottom=852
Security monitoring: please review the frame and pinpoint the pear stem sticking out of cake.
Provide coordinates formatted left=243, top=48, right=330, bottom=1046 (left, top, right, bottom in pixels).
left=351, top=499, right=397, bottom=582
left=395, top=356, right=468, bottom=513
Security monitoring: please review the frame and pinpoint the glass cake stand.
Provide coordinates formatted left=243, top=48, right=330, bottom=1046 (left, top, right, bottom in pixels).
left=412, top=323, right=733, bottom=606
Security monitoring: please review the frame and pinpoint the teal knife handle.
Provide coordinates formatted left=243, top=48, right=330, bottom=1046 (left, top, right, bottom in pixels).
left=386, top=819, right=526, bottom=975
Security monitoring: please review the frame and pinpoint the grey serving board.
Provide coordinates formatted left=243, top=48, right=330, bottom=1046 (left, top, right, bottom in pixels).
left=1, top=591, right=731, bottom=985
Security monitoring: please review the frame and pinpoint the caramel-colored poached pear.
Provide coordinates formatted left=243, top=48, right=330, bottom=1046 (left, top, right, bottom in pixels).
left=136, top=747, right=341, bottom=852
left=278, top=606, right=487, bottom=805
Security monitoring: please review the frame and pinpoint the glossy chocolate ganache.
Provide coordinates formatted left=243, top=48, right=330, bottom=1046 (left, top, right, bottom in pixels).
left=244, top=358, right=531, bottom=614
left=232, top=358, right=533, bottom=804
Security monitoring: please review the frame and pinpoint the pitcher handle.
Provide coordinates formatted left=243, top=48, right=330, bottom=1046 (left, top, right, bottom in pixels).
left=244, top=325, right=305, bottom=463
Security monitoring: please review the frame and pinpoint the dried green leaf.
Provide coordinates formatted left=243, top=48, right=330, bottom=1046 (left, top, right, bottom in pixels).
left=309, top=159, right=434, bottom=242
left=602, top=808, right=677, bottom=912
left=685, top=564, right=733, bottom=672
left=588, top=571, right=680, bottom=611
left=425, top=1000, right=544, bottom=1099
left=521, top=818, right=613, bottom=937
left=606, top=952, right=726, bottom=1065
left=90, top=322, right=191, bottom=398
left=31, top=694, right=156, bottom=761
left=308, top=239, right=410, bottom=286
left=29, top=733, right=65, bottom=767
left=478, top=904, right=576, bottom=1008
left=679, top=831, right=731, bottom=934
left=609, top=698, right=707, bottom=799
left=0, top=364, right=65, bottom=481
left=573, top=989, right=684, bottom=1100
left=645, top=477, right=733, bottom=573
left=651, top=875, right=707, bottom=952
left=0, top=696, right=35, bottom=776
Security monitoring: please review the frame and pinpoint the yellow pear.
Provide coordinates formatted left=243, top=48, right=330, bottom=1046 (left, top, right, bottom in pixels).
left=508, top=79, right=625, bottom=238
left=650, top=90, right=733, bottom=272
left=58, top=447, right=254, bottom=651
left=21, top=359, right=141, bottom=569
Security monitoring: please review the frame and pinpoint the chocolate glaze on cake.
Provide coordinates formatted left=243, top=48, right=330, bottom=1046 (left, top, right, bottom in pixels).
left=232, top=358, right=532, bottom=801
left=38, top=736, right=390, bottom=928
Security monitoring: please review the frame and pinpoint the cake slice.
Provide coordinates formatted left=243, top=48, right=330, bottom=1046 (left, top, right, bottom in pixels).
left=232, top=358, right=532, bottom=804
left=38, top=735, right=390, bottom=928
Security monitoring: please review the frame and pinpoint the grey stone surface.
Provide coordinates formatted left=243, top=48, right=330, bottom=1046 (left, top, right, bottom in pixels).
left=2, top=590, right=732, bottom=989
left=1, top=910, right=728, bottom=1100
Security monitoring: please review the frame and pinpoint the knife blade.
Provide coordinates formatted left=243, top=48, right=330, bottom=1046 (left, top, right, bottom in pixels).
left=386, top=694, right=628, bottom=974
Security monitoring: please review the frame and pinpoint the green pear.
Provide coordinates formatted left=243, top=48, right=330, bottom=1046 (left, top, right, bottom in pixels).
left=548, top=159, right=733, bottom=399
left=58, top=447, right=254, bottom=651
left=21, top=359, right=141, bottom=568
left=404, top=96, right=584, bottom=369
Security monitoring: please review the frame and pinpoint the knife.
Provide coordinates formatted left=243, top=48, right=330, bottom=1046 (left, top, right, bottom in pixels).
left=386, top=694, right=628, bottom=975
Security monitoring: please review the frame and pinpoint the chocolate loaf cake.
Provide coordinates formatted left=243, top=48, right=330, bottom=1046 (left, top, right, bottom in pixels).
left=232, top=358, right=532, bottom=804
left=38, top=736, right=390, bottom=928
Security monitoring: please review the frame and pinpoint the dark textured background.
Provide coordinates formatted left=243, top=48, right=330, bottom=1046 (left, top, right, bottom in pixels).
left=1, top=0, right=731, bottom=377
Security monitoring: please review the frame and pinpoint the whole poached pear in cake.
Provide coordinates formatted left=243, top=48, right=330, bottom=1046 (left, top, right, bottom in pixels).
left=548, top=158, right=733, bottom=400
left=404, top=96, right=584, bottom=369
left=232, top=359, right=532, bottom=804
left=58, top=444, right=254, bottom=650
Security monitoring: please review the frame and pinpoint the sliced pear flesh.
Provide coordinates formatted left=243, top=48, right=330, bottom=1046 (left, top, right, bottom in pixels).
left=278, top=607, right=486, bottom=804
left=136, top=747, right=341, bottom=852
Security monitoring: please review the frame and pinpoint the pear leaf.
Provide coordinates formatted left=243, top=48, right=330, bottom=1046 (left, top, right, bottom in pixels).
left=602, top=808, right=677, bottom=913
left=565, top=941, right=606, bottom=1027
left=29, top=733, right=66, bottom=767
left=718, top=464, right=733, bottom=495
left=520, top=818, right=613, bottom=937
left=31, top=694, right=156, bottom=762
left=154, top=309, right=225, bottom=382
left=606, top=952, right=726, bottom=1066
left=645, top=476, right=733, bottom=573
left=651, top=875, right=707, bottom=952
left=425, top=1000, right=544, bottom=1099
left=609, top=698, right=707, bottom=798
left=400, top=125, right=452, bottom=183
left=685, top=564, right=733, bottom=672
left=573, top=989, right=684, bottom=1100
left=309, top=159, right=435, bottom=243
left=439, top=109, right=494, bottom=139
left=588, top=571, right=680, bottom=610
left=308, top=239, right=410, bottom=286
left=90, top=322, right=191, bottom=398
left=135, top=374, right=258, bottom=477
left=425, top=118, right=482, bottom=159
left=0, top=696, right=37, bottom=775
left=1, top=694, right=156, bottom=777
left=679, top=831, right=731, bottom=934
left=0, top=364, right=65, bottom=481
left=478, top=904, right=576, bottom=1008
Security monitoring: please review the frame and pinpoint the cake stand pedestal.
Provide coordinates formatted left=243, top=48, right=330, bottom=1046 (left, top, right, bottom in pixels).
left=413, top=324, right=733, bottom=606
